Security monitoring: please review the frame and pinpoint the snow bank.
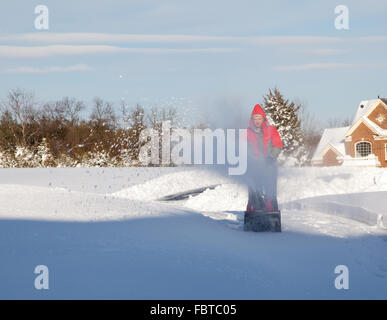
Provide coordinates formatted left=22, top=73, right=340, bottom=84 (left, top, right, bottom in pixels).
left=111, top=166, right=387, bottom=204
left=108, top=166, right=387, bottom=229
left=283, top=191, right=387, bottom=228
left=107, top=166, right=387, bottom=230
left=183, top=183, right=247, bottom=212
left=112, top=169, right=231, bottom=201
left=278, top=166, right=387, bottom=203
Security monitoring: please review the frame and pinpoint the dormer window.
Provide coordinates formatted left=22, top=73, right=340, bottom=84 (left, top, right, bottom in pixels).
left=355, top=141, right=372, bottom=157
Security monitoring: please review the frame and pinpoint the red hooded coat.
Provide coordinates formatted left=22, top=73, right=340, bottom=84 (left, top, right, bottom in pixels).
left=247, top=104, right=283, bottom=157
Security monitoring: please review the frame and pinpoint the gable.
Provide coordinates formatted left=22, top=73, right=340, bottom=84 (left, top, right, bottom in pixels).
left=315, top=143, right=345, bottom=162
left=322, top=148, right=341, bottom=166
left=350, top=121, right=376, bottom=140
left=323, top=144, right=342, bottom=157
left=367, top=102, right=387, bottom=130
left=345, top=117, right=379, bottom=137
left=312, top=126, right=348, bottom=160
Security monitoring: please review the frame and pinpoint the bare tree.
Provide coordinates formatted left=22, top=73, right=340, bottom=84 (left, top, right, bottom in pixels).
left=147, top=107, right=161, bottom=132
left=146, top=106, right=180, bottom=130
left=128, top=104, right=146, bottom=158
left=42, top=97, right=85, bottom=125
left=161, top=106, right=178, bottom=126
left=90, top=97, right=116, bottom=128
left=294, top=98, right=323, bottom=161
left=326, top=117, right=352, bottom=128
left=4, top=88, right=37, bottom=145
left=55, top=97, right=85, bottom=125
left=128, top=104, right=145, bottom=131
left=295, top=99, right=321, bottom=137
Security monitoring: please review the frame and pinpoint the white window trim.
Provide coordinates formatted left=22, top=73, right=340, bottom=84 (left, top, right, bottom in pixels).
left=354, top=141, right=372, bottom=158
left=385, top=143, right=387, bottom=161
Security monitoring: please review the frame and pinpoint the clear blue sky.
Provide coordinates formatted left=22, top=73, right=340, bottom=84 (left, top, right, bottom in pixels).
left=0, top=0, right=386, bottom=126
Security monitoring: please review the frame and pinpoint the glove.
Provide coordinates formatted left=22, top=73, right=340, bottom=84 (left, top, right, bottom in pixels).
left=271, top=147, right=282, bottom=159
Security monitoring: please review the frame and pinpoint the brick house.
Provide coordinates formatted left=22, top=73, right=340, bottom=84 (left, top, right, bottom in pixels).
left=312, top=98, right=387, bottom=167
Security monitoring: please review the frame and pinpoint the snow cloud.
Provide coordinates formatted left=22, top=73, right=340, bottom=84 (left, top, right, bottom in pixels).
left=0, top=33, right=233, bottom=43
left=295, top=48, right=350, bottom=55
left=3, top=64, right=93, bottom=74
left=1, top=33, right=387, bottom=45
left=0, top=45, right=238, bottom=58
left=274, top=62, right=387, bottom=71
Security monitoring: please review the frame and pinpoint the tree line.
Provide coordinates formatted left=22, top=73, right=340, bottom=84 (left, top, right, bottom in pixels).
left=0, top=88, right=184, bottom=167
left=0, top=87, right=350, bottom=168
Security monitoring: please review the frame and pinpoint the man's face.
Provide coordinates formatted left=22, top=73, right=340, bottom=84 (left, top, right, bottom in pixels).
left=253, top=114, right=264, bottom=128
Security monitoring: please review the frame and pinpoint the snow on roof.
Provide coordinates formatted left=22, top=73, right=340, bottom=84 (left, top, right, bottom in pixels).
left=312, top=126, right=349, bottom=160
left=330, top=142, right=346, bottom=155
left=352, top=99, right=378, bottom=125
left=362, top=116, right=387, bottom=136
left=348, top=98, right=387, bottom=136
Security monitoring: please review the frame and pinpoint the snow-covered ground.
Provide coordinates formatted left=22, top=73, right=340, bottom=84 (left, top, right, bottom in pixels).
left=1, top=166, right=387, bottom=299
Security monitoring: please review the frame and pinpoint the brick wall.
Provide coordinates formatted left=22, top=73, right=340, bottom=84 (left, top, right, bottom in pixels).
left=374, top=140, right=387, bottom=167
left=346, top=122, right=374, bottom=157
left=322, top=148, right=341, bottom=166
left=346, top=122, right=387, bottom=167
left=368, top=102, right=387, bottom=130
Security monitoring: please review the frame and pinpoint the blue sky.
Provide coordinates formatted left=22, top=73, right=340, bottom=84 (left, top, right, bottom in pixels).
left=0, top=0, right=386, bottom=126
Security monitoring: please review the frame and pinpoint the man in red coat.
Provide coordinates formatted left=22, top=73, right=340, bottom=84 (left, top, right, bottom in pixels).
left=246, top=104, right=283, bottom=212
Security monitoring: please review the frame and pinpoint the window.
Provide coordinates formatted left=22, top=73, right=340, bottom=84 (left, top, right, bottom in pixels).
left=355, top=141, right=372, bottom=157
left=385, top=143, right=387, bottom=160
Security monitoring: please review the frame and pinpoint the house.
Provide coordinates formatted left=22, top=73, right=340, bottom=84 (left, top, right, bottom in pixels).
left=312, top=98, right=387, bottom=167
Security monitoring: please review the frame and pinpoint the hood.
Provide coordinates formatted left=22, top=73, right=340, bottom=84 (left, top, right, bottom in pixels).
left=249, top=104, right=267, bottom=129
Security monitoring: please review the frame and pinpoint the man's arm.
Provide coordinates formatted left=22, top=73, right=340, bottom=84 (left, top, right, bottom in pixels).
left=266, top=126, right=283, bottom=162
left=271, top=146, right=281, bottom=159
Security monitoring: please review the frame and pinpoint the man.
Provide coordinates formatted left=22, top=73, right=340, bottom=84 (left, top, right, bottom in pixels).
left=246, top=104, right=283, bottom=212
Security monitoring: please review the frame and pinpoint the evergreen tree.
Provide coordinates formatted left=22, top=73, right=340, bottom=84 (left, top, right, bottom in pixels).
left=262, top=88, right=307, bottom=165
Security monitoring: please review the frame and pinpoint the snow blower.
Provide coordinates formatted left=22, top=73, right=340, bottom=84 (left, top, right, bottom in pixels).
left=244, top=210, right=281, bottom=232
left=244, top=192, right=282, bottom=232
